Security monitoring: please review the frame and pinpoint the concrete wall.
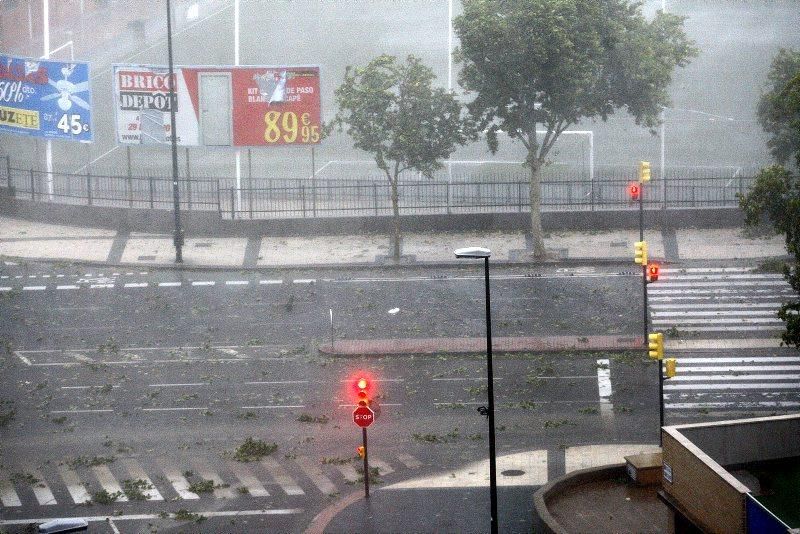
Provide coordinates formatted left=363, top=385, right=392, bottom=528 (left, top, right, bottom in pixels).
left=661, top=429, right=748, bottom=534
left=0, top=189, right=746, bottom=237
left=679, top=414, right=800, bottom=467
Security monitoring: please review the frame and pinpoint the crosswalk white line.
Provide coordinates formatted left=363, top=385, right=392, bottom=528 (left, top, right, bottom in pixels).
left=335, top=463, right=360, bottom=483
left=191, top=461, right=236, bottom=499
left=396, top=454, right=423, bottom=469
left=676, top=365, right=800, bottom=372
left=57, top=465, right=91, bottom=504
left=654, top=280, right=788, bottom=288
left=652, top=317, right=782, bottom=324
left=660, top=274, right=785, bottom=280
left=294, top=456, right=337, bottom=496
left=370, top=459, right=394, bottom=476
left=660, top=325, right=783, bottom=332
left=227, top=462, right=269, bottom=497
left=92, top=465, right=128, bottom=502
left=675, top=357, right=800, bottom=363
left=0, top=476, right=21, bottom=507
left=159, top=464, right=200, bottom=500
left=121, top=459, right=162, bottom=501
left=666, top=401, right=800, bottom=410
left=664, top=383, right=800, bottom=391
left=668, top=374, right=800, bottom=382
left=662, top=268, right=755, bottom=273
left=261, top=457, right=304, bottom=496
left=650, top=295, right=789, bottom=301
left=25, top=469, right=57, bottom=505
left=652, top=310, right=778, bottom=317
left=650, top=302, right=783, bottom=309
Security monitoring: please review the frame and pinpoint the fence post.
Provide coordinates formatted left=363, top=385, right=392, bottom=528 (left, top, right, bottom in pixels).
left=230, top=187, right=236, bottom=220
left=30, top=169, right=35, bottom=200
left=216, top=182, right=222, bottom=215
left=301, top=185, right=307, bottom=218
left=590, top=178, right=595, bottom=212
left=373, top=183, right=378, bottom=216
left=517, top=182, right=523, bottom=212
left=126, top=147, right=133, bottom=208
left=185, top=147, right=193, bottom=211
left=148, top=175, right=155, bottom=208
left=5, top=155, right=10, bottom=186
left=86, top=170, right=93, bottom=206
left=446, top=181, right=451, bottom=215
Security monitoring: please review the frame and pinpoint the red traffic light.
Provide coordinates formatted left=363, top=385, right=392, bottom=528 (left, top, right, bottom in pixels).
left=628, top=183, right=641, bottom=200
left=349, top=372, right=375, bottom=405
left=647, top=263, right=660, bottom=282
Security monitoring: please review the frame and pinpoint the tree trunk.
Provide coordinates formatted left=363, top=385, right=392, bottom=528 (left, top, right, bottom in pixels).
left=529, top=162, right=547, bottom=259
left=391, top=177, right=401, bottom=260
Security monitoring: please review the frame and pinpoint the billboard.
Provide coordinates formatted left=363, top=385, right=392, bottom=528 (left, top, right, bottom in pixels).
left=0, top=54, right=93, bottom=142
left=113, top=64, right=321, bottom=147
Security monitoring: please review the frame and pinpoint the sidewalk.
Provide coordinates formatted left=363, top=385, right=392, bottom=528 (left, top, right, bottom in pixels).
left=0, top=215, right=788, bottom=270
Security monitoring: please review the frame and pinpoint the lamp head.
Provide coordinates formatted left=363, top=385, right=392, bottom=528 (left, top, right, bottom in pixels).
left=454, top=247, right=491, bottom=259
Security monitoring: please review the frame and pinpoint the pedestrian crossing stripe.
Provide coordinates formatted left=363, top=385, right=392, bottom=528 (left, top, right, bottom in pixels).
left=0, top=454, right=421, bottom=508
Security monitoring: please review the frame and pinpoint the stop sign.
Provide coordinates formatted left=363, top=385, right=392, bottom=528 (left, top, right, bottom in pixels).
left=353, top=404, right=375, bottom=428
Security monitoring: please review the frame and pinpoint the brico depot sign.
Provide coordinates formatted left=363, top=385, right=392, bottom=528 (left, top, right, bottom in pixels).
left=112, top=64, right=321, bottom=147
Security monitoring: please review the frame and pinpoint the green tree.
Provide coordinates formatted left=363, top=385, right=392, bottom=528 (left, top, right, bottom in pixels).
left=454, top=0, right=697, bottom=258
left=740, top=51, right=800, bottom=348
left=332, top=55, right=472, bottom=260
left=757, top=49, right=800, bottom=169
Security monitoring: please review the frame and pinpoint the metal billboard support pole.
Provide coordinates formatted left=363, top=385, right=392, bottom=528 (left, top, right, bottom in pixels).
left=166, top=0, right=183, bottom=263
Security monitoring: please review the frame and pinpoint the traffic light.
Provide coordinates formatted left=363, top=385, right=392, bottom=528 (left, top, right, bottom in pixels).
left=665, top=358, right=677, bottom=378
left=647, top=263, right=660, bottom=283
left=356, top=377, right=370, bottom=406
left=648, top=332, right=664, bottom=360
left=639, top=161, right=651, bottom=183
left=628, top=182, right=641, bottom=201
left=357, top=446, right=365, bottom=458
left=634, top=241, right=648, bottom=265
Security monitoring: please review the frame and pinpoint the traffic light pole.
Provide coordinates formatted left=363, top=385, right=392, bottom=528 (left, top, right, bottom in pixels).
left=484, top=256, right=498, bottom=534
left=362, top=427, right=369, bottom=499
left=640, top=183, right=664, bottom=444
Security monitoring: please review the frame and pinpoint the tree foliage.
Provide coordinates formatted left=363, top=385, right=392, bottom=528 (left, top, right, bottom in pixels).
left=454, top=0, right=697, bottom=258
left=757, top=49, right=800, bottom=169
left=332, top=55, right=472, bottom=259
left=742, top=49, right=800, bottom=348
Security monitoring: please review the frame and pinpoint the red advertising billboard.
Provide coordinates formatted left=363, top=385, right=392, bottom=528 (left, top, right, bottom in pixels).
left=113, top=64, right=320, bottom=147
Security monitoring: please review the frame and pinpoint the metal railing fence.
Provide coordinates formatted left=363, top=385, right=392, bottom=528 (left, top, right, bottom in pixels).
left=0, top=156, right=757, bottom=220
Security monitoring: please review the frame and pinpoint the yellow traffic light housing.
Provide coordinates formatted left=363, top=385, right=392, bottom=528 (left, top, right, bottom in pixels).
left=639, top=161, right=651, bottom=183
left=665, top=358, right=677, bottom=378
left=634, top=241, right=648, bottom=265
left=648, top=332, right=664, bottom=360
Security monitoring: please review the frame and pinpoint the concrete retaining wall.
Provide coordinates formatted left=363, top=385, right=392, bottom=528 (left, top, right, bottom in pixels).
left=0, top=189, right=746, bottom=236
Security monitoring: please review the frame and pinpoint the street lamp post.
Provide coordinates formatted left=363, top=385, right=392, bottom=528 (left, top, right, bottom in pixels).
left=454, top=247, right=498, bottom=534
left=166, top=0, right=183, bottom=263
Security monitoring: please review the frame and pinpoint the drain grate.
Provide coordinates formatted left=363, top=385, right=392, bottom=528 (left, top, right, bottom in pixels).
left=501, top=469, right=525, bottom=477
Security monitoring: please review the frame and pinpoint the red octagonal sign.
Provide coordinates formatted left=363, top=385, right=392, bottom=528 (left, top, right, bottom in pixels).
left=353, top=404, right=375, bottom=428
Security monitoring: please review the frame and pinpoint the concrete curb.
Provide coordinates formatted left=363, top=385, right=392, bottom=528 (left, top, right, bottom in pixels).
left=532, top=463, right=627, bottom=534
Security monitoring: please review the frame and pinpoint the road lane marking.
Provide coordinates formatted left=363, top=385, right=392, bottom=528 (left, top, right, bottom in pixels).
left=664, top=383, right=800, bottom=390
left=191, top=281, right=215, bottom=286
left=0, top=475, right=21, bottom=507
left=245, top=380, right=309, bottom=385
left=191, top=460, right=236, bottom=499
left=396, top=454, right=423, bottom=469
left=227, top=462, right=269, bottom=497
left=674, top=357, right=800, bottom=363
left=370, top=459, right=394, bottom=476
left=158, top=282, right=181, bottom=287
left=668, top=374, right=800, bottom=382
left=121, top=459, right=162, bottom=501
left=650, top=302, right=784, bottom=308
left=596, top=359, right=612, bottom=398
left=50, top=409, right=114, bottom=414
left=241, top=405, right=305, bottom=409
left=665, top=401, right=800, bottom=409
left=92, top=465, right=128, bottom=502
left=225, top=280, right=249, bottom=286
left=124, top=283, right=148, bottom=288
left=335, top=463, right=359, bottom=483
left=25, top=468, right=56, bottom=505
left=0, top=287, right=10, bottom=291
left=58, top=465, right=91, bottom=504
left=22, top=286, right=46, bottom=291
left=674, top=365, right=800, bottom=372
left=652, top=310, right=779, bottom=317
left=90, top=284, right=115, bottom=289
left=148, top=383, right=207, bottom=387
left=159, top=464, right=199, bottom=500
left=141, top=407, right=209, bottom=411
left=259, top=279, right=283, bottom=285
left=293, top=279, right=316, bottom=284
left=0, top=509, right=303, bottom=526
left=295, top=456, right=337, bottom=495
left=261, top=457, right=304, bottom=496
left=652, top=317, right=782, bottom=324
left=56, top=285, right=79, bottom=290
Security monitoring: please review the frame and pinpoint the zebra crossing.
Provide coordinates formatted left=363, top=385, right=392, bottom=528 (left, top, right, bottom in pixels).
left=649, top=267, right=792, bottom=334
left=0, top=453, right=422, bottom=509
left=663, top=354, right=800, bottom=415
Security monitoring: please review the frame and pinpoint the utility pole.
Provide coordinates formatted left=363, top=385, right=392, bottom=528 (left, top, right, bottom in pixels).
left=166, top=0, right=183, bottom=263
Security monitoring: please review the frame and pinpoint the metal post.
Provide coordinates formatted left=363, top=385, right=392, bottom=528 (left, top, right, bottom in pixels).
left=185, top=147, right=192, bottom=210
left=230, top=187, right=236, bottom=220
left=301, top=185, right=306, bottom=218
left=373, top=183, right=378, bottom=216
left=30, top=169, right=35, bottom=200
left=311, top=146, right=317, bottom=217
left=126, top=146, right=133, bottom=207
left=362, top=427, right=370, bottom=499
left=484, top=256, right=498, bottom=534
left=5, top=156, right=11, bottom=187
left=149, top=175, right=155, bottom=209
left=446, top=181, right=451, bottom=214
left=86, top=169, right=92, bottom=206
left=166, top=0, right=184, bottom=263
left=248, top=148, right=253, bottom=219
